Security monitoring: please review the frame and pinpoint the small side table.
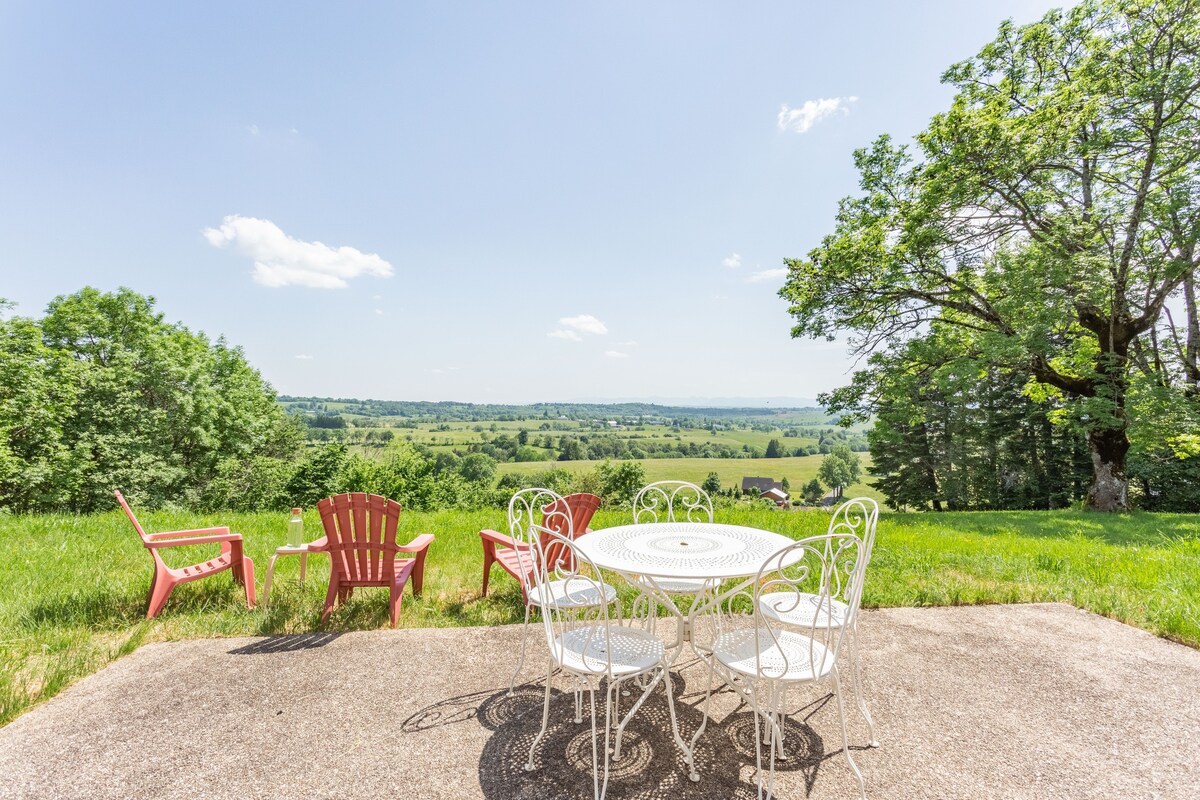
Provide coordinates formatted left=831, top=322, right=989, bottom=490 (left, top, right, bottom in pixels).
left=262, top=541, right=324, bottom=606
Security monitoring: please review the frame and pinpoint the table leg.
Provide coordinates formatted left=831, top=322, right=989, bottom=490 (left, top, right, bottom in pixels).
left=299, top=551, right=308, bottom=590
left=262, top=553, right=281, bottom=607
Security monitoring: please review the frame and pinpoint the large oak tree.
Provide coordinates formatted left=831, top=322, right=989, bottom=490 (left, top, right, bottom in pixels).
left=782, top=0, right=1200, bottom=510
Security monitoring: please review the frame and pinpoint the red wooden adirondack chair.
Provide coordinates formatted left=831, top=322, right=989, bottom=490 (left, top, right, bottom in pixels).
left=479, top=492, right=602, bottom=602
left=115, top=490, right=256, bottom=619
left=316, top=493, right=434, bottom=627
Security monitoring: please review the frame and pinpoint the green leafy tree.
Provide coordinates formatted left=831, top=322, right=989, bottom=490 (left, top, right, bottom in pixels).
left=1, top=287, right=301, bottom=511
left=802, top=478, right=824, bottom=503
left=765, top=438, right=785, bottom=458
left=818, top=445, right=861, bottom=498
left=781, top=0, right=1200, bottom=511
left=457, top=452, right=497, bottom=484
left=701, top=471, right=721, bottom=495
left=596, top=460, right=646, bottom=506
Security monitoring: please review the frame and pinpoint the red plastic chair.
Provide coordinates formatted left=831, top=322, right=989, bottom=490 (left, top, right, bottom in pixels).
left=479, top=492, right=602, bottom=601
left=316, top=492, right=434, bottom=627
left=114, top=490, right=256, bottom=619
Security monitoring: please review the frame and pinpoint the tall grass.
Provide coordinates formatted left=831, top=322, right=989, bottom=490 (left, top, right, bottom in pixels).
left=1, top=506, right=1198, bottom=726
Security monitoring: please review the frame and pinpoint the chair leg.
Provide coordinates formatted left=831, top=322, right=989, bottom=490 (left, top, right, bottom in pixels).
left=320, top=576, right=340, bottom=624
left=832, top=666, right=867, bottom=800
left=409, top=550, right=429, bottom=597
left=481, top=541, right=495, bottom=597
left=752, top=685, right=766, bottom=800
left=508, top=605, right=532, bottom=697
left=389, top=584, right=402, bottom=628
left=241, top=557, right=257, bottom=607
left=524, top=659, right=555, bottom=772
left=146, top=571, right=175, bottom=620
left=849, top=622, right=880, bottom=747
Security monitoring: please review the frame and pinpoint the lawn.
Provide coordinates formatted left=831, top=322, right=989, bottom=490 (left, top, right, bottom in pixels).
left=494, top=454, right=883, bottom=501
left=1, top=506, right=1198, bottom=727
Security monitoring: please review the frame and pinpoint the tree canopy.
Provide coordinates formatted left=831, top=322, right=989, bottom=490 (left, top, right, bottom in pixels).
left=782, top=0, right=1200, bottom=511
left=0, top=288, right=302, bottom=512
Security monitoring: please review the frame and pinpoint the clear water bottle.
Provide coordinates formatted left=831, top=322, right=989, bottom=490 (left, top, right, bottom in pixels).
left=287, top=507, right=304, bottom=548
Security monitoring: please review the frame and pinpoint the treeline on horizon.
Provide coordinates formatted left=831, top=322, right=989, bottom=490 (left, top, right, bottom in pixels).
left=278, top=396, right=831, bottom=424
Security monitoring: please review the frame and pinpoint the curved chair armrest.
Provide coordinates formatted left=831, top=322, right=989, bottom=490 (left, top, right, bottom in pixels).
left=146, top=526, right=235, bottom=541
left=398, top=533, right=435, bottom=554
left=479, top=529, right=523, bottom=550
left=146, top=532, right=244, bottom=548
left=304, top=535, right=329, bottom=552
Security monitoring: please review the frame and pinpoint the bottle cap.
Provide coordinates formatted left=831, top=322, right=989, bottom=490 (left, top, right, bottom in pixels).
left=291, top=507, right=302, bottom=515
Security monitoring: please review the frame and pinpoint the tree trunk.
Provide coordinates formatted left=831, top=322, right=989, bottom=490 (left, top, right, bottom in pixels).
left=1085, top=427, right=1130, bottom=511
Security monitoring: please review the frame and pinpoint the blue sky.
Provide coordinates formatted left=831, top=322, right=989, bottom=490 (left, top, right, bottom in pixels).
left=0, top=1, right=1066, bottom=404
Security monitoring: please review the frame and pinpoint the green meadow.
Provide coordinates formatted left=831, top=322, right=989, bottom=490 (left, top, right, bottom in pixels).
left=494, top=454, right=883, bottom=501
left=2, top=506, right=1198, bottom=727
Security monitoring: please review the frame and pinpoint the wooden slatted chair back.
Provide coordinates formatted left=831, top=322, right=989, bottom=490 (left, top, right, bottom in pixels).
left=540, top=492, right=601, bottom=574
left=317, top=493, right=403, bottom=586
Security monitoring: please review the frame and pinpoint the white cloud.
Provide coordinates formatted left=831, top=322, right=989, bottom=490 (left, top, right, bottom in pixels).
left=777, top=97, right=858, bottom=134
left=559, top=314, right=608, bottom=335
left=747, top=268, right=789, bottom=283
left=604, top=350, right=630, bottom=358
left=203, top=215, right=394, bottom=289
left=549, top=313, right=608, bottom=342
left=247, top=124, right=261, bottom=136
left=294, top=354, right=313, bottom=360
left=374, top=308, right=384, bottom=315
left=722, top=253, right=742, bottom=269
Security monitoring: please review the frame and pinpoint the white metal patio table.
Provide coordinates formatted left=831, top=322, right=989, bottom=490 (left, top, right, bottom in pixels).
left=573, top=521, right=799, bottom=779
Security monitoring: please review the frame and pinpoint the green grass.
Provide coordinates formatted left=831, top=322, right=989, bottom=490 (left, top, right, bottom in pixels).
left=495, top=454, right=883, bottom=501
left=2, top=507, right=1199, bottom=728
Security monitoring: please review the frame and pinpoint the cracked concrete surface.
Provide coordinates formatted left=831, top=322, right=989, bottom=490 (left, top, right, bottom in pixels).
left=1, top=603, right=1198, bottom=799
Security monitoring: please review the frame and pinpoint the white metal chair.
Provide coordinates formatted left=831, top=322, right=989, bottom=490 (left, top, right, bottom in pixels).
left=703, top=531, right=870, bottom=800
left=516, top=488, right=690, bottom=798
left=757, top=497, right=879, bottom=747
left=482, top=492, right=613, bottom=696
left=630, top=481, right=720, bottom=633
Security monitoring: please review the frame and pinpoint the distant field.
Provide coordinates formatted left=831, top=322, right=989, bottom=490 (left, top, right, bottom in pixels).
left=494, top=454, right=882, bottom=501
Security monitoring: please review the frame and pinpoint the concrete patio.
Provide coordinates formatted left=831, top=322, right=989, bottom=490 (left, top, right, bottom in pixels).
left=1, top=603, right=1197, bottom=799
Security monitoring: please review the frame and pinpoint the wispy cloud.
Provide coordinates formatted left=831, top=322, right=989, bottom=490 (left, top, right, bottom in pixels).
left=560, top=314, right=608, bottom=335
left=549, top=313, right=608, bottom=341
left=747, top=268, right=788, bottom=283
left=777, top=97, right=858, bottom=134
left=604, top=350, right=630, bottom=358
left=203, top=215, right=394, bottom=289
left=247, top=123, right=261, bottom=136
left=722, top=253, right=742, bottom=269
left=617, top=340, right=638, bottom=347
left=294, top=354, right=313, bottom=360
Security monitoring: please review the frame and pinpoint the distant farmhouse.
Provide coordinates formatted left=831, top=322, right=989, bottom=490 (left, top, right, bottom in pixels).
left=741, top=476, right=783, bottom=495
left=741, top=477, right=789, bottom=507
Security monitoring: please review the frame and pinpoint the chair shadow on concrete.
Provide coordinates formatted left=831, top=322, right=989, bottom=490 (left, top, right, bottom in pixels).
left=227, top=632, right=343, bottom=654
left=404, top=672, right=850, bottom=799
